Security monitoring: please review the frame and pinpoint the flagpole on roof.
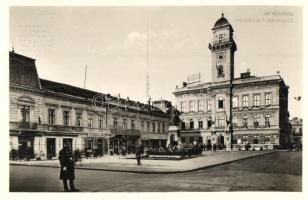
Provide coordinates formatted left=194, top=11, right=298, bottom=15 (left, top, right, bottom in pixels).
left=84, top=65, right=87, bottom=89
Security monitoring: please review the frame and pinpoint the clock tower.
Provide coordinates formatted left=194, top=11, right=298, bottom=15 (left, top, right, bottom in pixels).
left=209, top=13, right=237, bottom=82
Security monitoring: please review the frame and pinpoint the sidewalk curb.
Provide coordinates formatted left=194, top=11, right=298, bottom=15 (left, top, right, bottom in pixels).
left=10, top=151, right=276, bottom=174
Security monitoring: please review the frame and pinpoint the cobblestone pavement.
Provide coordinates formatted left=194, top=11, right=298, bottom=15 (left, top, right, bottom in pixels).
left=10, top=151, right=301, bottom=192
left=10, top=150, right=273, bottom=173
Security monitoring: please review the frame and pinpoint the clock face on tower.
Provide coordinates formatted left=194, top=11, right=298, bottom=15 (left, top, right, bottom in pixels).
left=216, top=52, right=226, bottom=63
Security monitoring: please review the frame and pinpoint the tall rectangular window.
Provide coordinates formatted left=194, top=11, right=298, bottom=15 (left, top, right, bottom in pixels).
left=98, top=115, right=103, bottom=128
left=207, top=100, right=211, bottom=111
left=242, top=95, right=249, bottom=107
left=265, top=114, right=271, bottom=127
left=265, top=93, right=272, bottom=105
left=152, top=122, right=156, bottom=132
left=232, top=97, right=238, bottom=108
left=63, top=111, right=70, bottom=126
left=254, top=115, right=259, bottom=128
left=21, top=105, right=30, bottom=122
left=218, top=98, right=224, bottom=109
left=141, top=120, right=144, bottom=130
left=162, top=123, right=165, bottom=133
left=253, top=94, right=261, bottom=106
left=48, top=109, right=55, bottom=124
left=180, top=102, right=186, bottom=112
left=242, top=115, right=248, bottom=127
left=189, top=100, right=194, bottom=112
left=253, top=135, right=259, bottom=144
left=131, top=119, right=135, bottom=130
left=113, top=118, right=118, bottom=129
left=232, top=116, right=238, bottom=126
left=207, top=120, right=212, bottom=128
left=197, top=100, right=204, bottom=112
left=147, top=121, right=150, bottom=132
left=76, top=112, right=82, bottom=127
left=198, top=121, right=203, bottom=129
left=158, top=122, right=161, bottom=133
left=181, top=122, right=186, bottom=130
left=88, top=114, right=93, bottom=128
left=189, top=120, right=194, bottom=129
left=123, top=119, right=127, bottom=129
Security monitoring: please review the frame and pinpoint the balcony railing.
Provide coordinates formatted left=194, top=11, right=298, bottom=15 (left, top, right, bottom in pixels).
left=19, top=122, right=37, bottom=129
left=45, top=124, right=83, bottom=132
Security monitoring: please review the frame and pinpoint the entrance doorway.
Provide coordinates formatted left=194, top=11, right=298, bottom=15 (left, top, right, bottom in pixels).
left=97, top=139, right=103, bottom=156
left=18, top=135, right=34, bottom=160
left=217, top=135, right=225, bottom=150
left=46, top=138, right=56, bottom=158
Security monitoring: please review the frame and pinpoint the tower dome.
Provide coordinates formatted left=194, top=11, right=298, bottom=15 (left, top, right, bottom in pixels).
left=213, top=13, right=232, bottom=30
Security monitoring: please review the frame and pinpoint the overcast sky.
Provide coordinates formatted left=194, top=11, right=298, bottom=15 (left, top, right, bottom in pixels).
left=10, top=6, right=302, bottom=118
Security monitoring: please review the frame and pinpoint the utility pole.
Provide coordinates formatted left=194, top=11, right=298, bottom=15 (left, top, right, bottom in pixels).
left=146, top=17, right=151, bottom=101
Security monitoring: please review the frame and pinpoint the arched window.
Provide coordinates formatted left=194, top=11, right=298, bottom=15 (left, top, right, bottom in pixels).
left=254, top=115, right=259, bottom=128
left=232, top=97, right=238, bottom=108
left=265, top=114, right=271, bottom=127
left=265, top=93, right=272, bottom=105
left=253, top=94, right=260, bottom=106
left=242, top=95, right=249, bottom=107
left=189, top=120, right=194, bottom=129
left=232, top=116, right=238, bottom=126
left=218, top=98, right=224, bottom=109
left=242, top=115, right=248, bottom=126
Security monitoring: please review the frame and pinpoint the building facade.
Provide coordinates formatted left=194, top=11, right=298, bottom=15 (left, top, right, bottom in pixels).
left=290, top=117, right=302, bottom=149
left=9, top=51, right=170, bottom=159
left=172, top=14, right=290, bottom=150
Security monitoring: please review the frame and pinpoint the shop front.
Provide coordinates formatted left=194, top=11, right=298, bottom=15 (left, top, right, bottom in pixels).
left=179, top=131, right=202, bottom=147
left=17, top=131, right=42, bottom=160
left=109, top=129, right=141, bottom=155
left=141, top=133, right=168, bottom=148
left=84, top=132, right=108, bottom=157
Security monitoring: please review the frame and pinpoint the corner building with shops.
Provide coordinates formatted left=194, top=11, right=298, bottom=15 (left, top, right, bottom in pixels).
left=9, top=51, right=170, bottom=159
left=173, top=14, right=290, bottom=150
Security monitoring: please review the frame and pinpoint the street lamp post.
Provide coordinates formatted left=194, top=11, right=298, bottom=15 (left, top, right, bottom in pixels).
left=104, top=94, right=111, bottom=155
left=229, top=79, right=234, bottom=150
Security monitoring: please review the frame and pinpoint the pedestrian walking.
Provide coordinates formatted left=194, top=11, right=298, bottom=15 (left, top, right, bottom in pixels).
left=213, top=143, right=217, bottom=152
left=118, top=147, right=122, bottom=159
left=59, top=143, right=79, bottom=192
left=135, top=147, right=142, bottom=166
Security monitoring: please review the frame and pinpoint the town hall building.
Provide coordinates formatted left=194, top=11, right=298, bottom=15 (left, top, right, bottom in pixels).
left=172, top=14, right=290, bottom=150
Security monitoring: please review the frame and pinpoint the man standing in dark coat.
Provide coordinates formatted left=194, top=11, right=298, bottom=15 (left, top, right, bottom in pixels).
left=59, top=143, right=79, bottom=192
left=135, top=146, right=142, bottom=166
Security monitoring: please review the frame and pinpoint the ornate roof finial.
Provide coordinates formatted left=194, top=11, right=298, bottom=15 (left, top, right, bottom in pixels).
left=12, top=40, right=15, bottom=52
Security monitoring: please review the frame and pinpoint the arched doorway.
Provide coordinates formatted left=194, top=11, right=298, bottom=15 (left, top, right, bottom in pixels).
left=217, top=135, right=225, bottom=150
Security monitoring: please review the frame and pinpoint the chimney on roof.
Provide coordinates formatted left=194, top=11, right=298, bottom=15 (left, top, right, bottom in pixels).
left=240, top=69, right=251, bottom=79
